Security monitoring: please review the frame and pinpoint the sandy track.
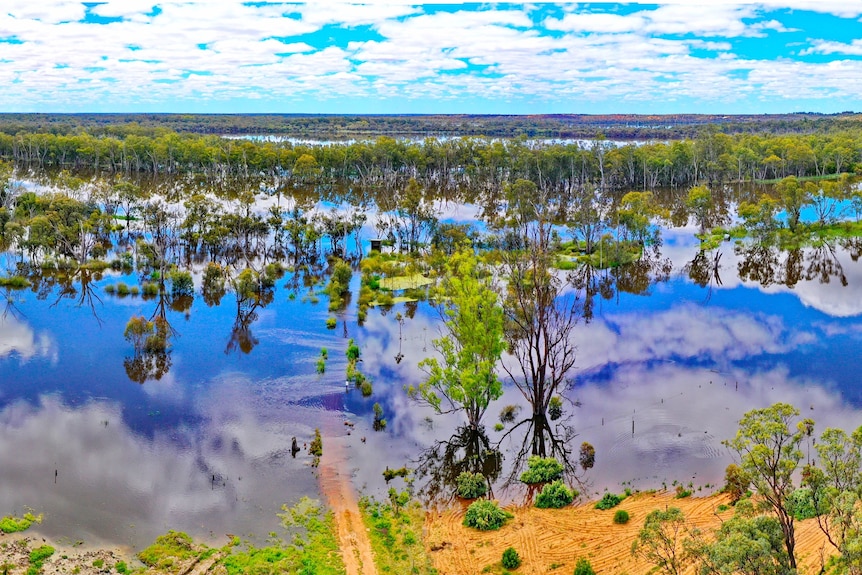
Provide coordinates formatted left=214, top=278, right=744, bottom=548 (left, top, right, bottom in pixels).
left=425, top=492, right=834, bottom=575
left=318, top=430, right=379, bottom=575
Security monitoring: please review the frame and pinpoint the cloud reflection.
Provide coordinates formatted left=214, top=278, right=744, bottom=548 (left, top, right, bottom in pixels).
left=0, top=314, right=56, bottom=363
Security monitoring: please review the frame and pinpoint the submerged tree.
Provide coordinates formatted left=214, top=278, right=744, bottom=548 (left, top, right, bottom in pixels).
left=412, top=250, right=505, bottom=429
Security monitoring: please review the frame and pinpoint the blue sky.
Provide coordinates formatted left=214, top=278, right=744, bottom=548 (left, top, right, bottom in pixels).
left=2, top=1, right=862, bottom=114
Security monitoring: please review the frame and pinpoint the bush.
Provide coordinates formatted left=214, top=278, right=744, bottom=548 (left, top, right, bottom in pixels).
left=788, top=487, right=818, bottom=520
left=325, top=316, right=337, bottom=329
left=116, top=281, right=130, bottom=296
left=613, top=510, right=630, bottom=524
left=722, top=463, right=750, bottom=503
left=499, top=404, right=520, bottom=423
left=360, top=379, right=373, bottom=397
left=142, top=282, right=159, bottom=296
left=520, top=456, right=564, bottom=484
left=573, top=558, right=596, bottom=575
left=456, top=472, right=488, bottom=499
left=595, top=492, right=625, bottom=510
left=535, top=480, right=575, bottom=509
left=316, top=358, right=325, bottom=374
left=462, top=500, right=513, bottom=531
left=169, top=270, right=194, bottom=297
left=502, top=547, right=521, bottom=570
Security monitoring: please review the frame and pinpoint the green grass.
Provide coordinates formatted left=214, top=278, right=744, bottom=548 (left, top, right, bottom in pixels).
left=138, top=531, right=203, bottom=570
left=755, top=172, right=850, bottom=185
left=0, top=276, right=30, bottom=289
left=0, top=513, right=41, bottom=534
left=379, top=274, right=433, bottom=291
left=360, top=497, right=437, bottom=575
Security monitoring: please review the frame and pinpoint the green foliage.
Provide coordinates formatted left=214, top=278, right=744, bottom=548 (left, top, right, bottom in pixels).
left=595, top=492, right=625, bottom=510
left=316, top=358, right=326, bottom=374
left=463, top=500, right=513, bottom=531
left=723, top=402, right=805, bottom=569
left=613, top=510, right=630, bottom=525
left=0, top=512, right=41, bottom=534
left=360, top=379, right=373, bottom=397
left=169, top=269, right=194, bottom=297
left=520, top=456, right=564, bottom=484
left=360, top=497, right=436, bottom=575
left=346, top=339, right=360, bottom=361
left=373, top=402, right=387, bottom=431
left=114, top=560, right=129, bottom=574
left=325, top=316, right=337, bottom=329
left=91, top=558, right=104, bottom=568
left=382, top=467, right=410, bottom=482
left=27, top=545, right=54, bottom=575
left=579, top=442, right=596, bottom=471
left=414, top=250, right=505, bottom=429
left=220, top=497, right=344, bottom=575
left=688, top=500, right=792, bottom=575
left=631, top=507, right=689, bottom=575
left=572, top=558, right=596, bottom=575
left=0, top=276, right=30, bottom=288
left=787, top=487, right=818, bottom=520
left=456, top=471, right=488, bottom=499
left=501, top=547, right=521, bottom=570
left=535, top=480, right=576, bottom=509
left=721, top=463, right=750, bottom=504
left=138, top=531, right=199, bottom=569
left=309, top=428, right=323, bottom=465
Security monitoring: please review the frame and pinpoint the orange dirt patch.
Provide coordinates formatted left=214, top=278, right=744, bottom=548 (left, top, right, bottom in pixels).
left=318, top=431, right=379, bottom=575
left=424, top=492, right=834, bottom=575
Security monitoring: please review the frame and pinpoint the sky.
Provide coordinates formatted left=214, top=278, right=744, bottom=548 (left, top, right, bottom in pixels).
left=2, top=1, right=862, bottom=114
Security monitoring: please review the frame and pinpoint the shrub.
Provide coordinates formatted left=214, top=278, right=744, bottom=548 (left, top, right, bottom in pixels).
left=346, top=339, right=361, bottom=361
left=169, top=270, right=194, bottom=297
left=520, top=456, right=564, bottom=484
left=325, top=316, right=337, bottom=329
left=382, top=467, right=410, bottom=482
left=788, top=487, right=818, bottom=520
left=142, top=282, right=159, bottom=296
left=502, top=547, right=521, bottom=570
left=309, top=428, right=322, bottom=467
left=613, top=510, right=630, bottom=524
left=535, top=480, right=575, bottom=509
left=722, top=463, right=750, bottom=503
left=0, top=513, right=41, bottom=534
left=316, top=358, right=325, bottom=374
left=456, top=472, right=488, bottom=499
left=104, top=284, right=116, bottom=294
left=115, top=561, right=129, bottom=574
left=360, top=379, right=373, bottom=397
left=463, top=500, right=513, bottom=531
left=116, top=281, right=130, bottom=296
left=29, top=545, right=55, bottom=573
left=494, top=423, right=504, bottom=432
left=595, top=492, right=625, bottom=510
left=573, top=557, right=596, bottom=575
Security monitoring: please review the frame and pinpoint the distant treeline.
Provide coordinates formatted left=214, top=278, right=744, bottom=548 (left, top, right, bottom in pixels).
left=0, top=112, right=860, bottom=140
left=1, top=125, right=861, bottom=191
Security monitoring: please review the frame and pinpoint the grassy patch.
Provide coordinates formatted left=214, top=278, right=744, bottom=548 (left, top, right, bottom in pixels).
left=379, top=274, right=433, bottom=291
left=360, top=497, right=437, bottom=575
left=0, top=512, right=41, bottom=534
left=138, top=531, right=205, bottom=570
left=0, top=276, right=30, bottom=289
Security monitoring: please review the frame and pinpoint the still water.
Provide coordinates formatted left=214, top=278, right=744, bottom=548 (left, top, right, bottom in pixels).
left=2, top=206, right=862, bottom=550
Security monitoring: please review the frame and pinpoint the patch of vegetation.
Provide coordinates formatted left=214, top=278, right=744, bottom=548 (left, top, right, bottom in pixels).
left=548, top=396, right=563, bottom=421
left=372, top=402, right=387, bottom=431
left=316, top=358, right=326, bottom=374
left=788, top=487, right=819, bottom=521
left=138, top=531, right=201, bottom=570
left=613, top=510, right=630, bottom=524
left=114, top=560, right=129, bottom=574
left=309, top=428, right=322, bottom=466
left=0, top=276, right=30, bottom=288
left=519, top=456, right=564, bottom=484
left=502, top=547, right=521, bottom=570
left=219, top=498, right=344, bottom=575
left=499, top=405, right=520, bottom=423
left=535, top=480, right=576, bottom=509
left=463, top=500, right=513, bottom=531
left=456, top=472, right=488, bottom=499
left=27, top=545, right=54, bottom=575
left=379, top=273, right=433, bottom=291
left=573, top=557, right=596, bottom=575
left=674, top=485, right=692, bottom=499
left=325, top=316, right=337, bottom=329
left=359, top=496, right=436, bottom=575
left=594, top=492, right=626, bottom=510
left=383, top=467, right=410, bottom=482
left=0, top=512, right=41, bottom=534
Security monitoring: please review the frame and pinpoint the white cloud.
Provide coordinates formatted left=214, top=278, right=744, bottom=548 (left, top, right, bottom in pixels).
left=0, top=315, right=57, bottom=364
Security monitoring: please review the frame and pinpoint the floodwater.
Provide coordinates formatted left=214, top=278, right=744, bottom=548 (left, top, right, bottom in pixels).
left=2, top=192, right=862, bottom=550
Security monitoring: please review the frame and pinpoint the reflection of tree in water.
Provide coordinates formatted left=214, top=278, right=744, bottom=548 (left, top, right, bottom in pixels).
left=225, top=269, right=274, bottom=355
left=572, top=246, right=672, bottom=323
left=123, top=279, right=175, bottom=384
left=414, top=425, right=502, bottom=506
left=50, top=266, right=105, bottom=323
left=499, top=413, right=585, bottom=492
left=736, top=238, right=848, bottom=288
